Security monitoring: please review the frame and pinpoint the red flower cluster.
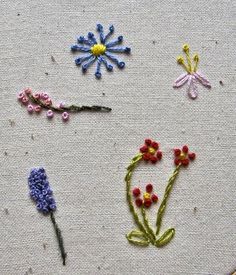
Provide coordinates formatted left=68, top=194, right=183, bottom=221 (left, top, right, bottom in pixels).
left=132, top=183, right=158, bottom=208
left=139, top=139, right=162, bottom=164
left=174, top=145, right=196, bottom=166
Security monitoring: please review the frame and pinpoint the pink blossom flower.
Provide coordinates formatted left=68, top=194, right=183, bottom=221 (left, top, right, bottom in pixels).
left=33, top=93, right=40, bottom=99
left=27, top=104, right=34, bottom=113
left=45, top=98, right=52, bottom=106
left=40, top=92, right=49, bottom=100
left=22, top=96, right=29, bottom=105
left=34, top=105, right=42, bottom=113
left=17, top=91, right=25, bottom=100
left=24, top=88, right=32, bottom=95
left=58, top=102, right=65, bottom=109
left=61, top=112, right=69, bottom=121
left=46, top=110, right=54, bottom=119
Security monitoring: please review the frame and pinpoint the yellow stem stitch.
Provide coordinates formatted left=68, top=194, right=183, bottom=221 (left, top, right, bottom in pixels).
left=177, top=44, right=200, bottom=74
left=193, top=54, right=199, bottom=72
left=177, top=56, right=191, bottom=73
left=183, top=44, right=192, bottom=72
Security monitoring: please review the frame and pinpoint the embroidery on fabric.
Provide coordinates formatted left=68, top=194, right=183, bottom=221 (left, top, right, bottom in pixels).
left=125, top=139, right=196, bottom=247
left=28, top=167, right=67, bottom=265
left=18, top=88, right=111, bottom=122
left=173, top=44, right=211, bottom=99
left=71, top=24, right=131, bottom=78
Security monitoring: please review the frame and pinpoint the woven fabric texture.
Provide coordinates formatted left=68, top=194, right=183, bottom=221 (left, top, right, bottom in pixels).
left=0, top=0, right=235, bottom=274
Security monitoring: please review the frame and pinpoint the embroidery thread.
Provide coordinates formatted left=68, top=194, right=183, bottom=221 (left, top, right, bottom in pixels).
left=71, top=24, right=131, bottom=78
left=28, top=168, right=67, bottom=265
left=18, top=88, right=111, bottom=122
left=173, top=44, right=211, bottom=99
left=125, top=139, right=196, bottom=247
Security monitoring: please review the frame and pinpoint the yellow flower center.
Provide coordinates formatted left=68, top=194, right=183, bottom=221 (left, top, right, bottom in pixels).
left=91, top=44, right=106, bottom=56
left=179, top=152, right=186, bottom=160
left=143, top=192, right=151, bottom=200
left=148, top=147, right=156, bottom=155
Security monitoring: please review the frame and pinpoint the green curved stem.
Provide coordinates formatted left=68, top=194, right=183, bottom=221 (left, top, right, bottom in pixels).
left=125, top=154, right=149, bottom=238
left=141, top=207, right=156, bottom=244
left=156, top=165, right=181, bottom=235
left=50, top=212, right=67, bottom=265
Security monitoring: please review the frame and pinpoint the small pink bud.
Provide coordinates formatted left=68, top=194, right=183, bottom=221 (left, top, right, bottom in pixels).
left=22, top=96, right=29, bottom=105
left=24, top=88, right=32, bottom=95
left=17, top=91, right=25, bottom=100
left=59, top=102, right=65, bottom=109
left=45, top=98, right=52, bottom=106
left=27, top=104, right=34, bottom=113
left=46, top=110, right=54, bottom=119
left=33, top=93, right=40, bottom=99
left=40, top=92, right=49, bottom=100
left=34, top=105, right=42, bottom=113
left=61, top=112, right=69, bottom=121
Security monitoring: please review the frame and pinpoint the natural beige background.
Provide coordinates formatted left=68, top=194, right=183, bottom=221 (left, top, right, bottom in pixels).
left=0, top=0, right=235, bottom=274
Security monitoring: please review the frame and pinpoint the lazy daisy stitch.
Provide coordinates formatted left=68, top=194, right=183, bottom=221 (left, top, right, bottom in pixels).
left=125, top=139, right=196, bottom=247
left=173, top=44, right=211, bottom=99
left=71, top=24, right=131, bottom=78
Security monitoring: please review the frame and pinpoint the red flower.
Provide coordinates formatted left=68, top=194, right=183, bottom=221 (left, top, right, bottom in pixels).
left=139, top=139, right=162, bottom=164
left=133, top=183, right=159, bottom=208
left=174, top=145, right=196, bottom=166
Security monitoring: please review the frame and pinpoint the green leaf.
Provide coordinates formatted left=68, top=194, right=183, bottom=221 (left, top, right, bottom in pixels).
left=155, top=228, right=175, bottom=247
left=126, top=154, right=143, bottom=170
left=126, top=229, right=150, bottom=246
left=132, top=154, right=143, bottom=162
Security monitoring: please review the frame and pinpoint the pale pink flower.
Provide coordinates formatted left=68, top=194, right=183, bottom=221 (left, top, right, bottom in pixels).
left=173, top=44, right=211, bottom=99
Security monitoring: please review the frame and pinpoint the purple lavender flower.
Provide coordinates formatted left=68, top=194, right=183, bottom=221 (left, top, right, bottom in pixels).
left=28, top=167, right=56, bottom=214
left=28, top=167, right=66, bottom=265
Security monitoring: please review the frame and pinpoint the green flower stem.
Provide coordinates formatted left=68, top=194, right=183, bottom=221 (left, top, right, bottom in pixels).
left=50, top=212, right=67, bottom=265
left=141, top=206, right=156, bottom=244
left=156, top=164, right=181, bottom=235
left=125, top=154, right=149, bottom=238
left=28, top=94, right=112, bottom=113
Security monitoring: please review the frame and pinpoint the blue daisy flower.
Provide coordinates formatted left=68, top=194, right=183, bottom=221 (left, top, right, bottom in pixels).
left=71, top=24, right=131, bottom=79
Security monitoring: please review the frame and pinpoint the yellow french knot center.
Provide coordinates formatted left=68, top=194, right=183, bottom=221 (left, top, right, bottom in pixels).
left=148, top=147, right=156, bottom=155
left=143, top=192, right=151, bottom=200
left=179, top=152, right=186, bottom=160
left=91, top=44, right=106, bottom=56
